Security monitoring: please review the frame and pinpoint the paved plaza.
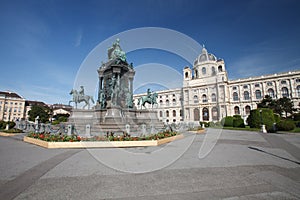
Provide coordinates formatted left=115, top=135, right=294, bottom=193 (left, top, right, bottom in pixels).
left=0, top=129, right=299, bottom=199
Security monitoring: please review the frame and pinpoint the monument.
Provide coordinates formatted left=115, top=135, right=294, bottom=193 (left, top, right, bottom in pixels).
left=68, top=39, right=164, bottom=136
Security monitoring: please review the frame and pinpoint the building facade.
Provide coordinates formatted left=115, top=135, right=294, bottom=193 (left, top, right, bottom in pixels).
left=0, top=91, right=26, bottom=121
left=133, top=47, right=300, bottom=123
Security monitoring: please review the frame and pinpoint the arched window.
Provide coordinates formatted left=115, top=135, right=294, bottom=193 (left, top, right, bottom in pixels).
left=255, top=90, right=262, bottom=99
left=245, top=105, right=251, bottom=115
left=166, top=110, right=169, bottom=117
left=194, top=108, right=200, bottom=121
left=159, top=100, right=163, bottom=105
left=211, top=93, right=216, bottom=102
left=268, top=88, right=275, bottom=98
left=159, top=111, right=163, bottom=117
left=281, top=80, right=287, bottom=84
left=193, top=95, right=198, bottom=103
left=211, top=67, right=216, bottom=75
left=234, top=106, right=240, bottom=115
left=244, top=91, right=250, bottom=100
left=172, top=99, right=176, bottom=105
left=202, top=94, right=207, bottom=103
left=212, top=107, right=218, bottom=120
left=202, top=67, right=206, bottom=75
left=166, top=99, right=169, bottom=106
left=173, top=110, right=176, bottom=117
left=218, top=65, right=222, bottom=72
left=233, top=92, right=238, bottom=101
left=297, top=85, right=300, bottom=97
left=282, top=87, right=289, bottom=97
left=185, top=72, right=188, bottom=78
left=202, top=108, right=209, bottom=121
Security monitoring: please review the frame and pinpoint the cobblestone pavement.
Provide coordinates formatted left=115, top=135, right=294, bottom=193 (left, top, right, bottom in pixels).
left=0, top=129, right=299, bottom=199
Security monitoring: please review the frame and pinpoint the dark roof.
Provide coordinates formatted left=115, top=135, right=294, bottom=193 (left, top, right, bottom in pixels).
left=0, top=91, right=23, bottom=99
left=25, top=100, right=47, bottom=107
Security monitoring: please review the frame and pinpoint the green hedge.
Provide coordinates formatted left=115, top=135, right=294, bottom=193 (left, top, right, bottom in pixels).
left=221, top=115, right=245, bottom=128
left=0, top=121, right=16, bottom=129
left=277, top=120, right=296, bottom=131
left=233, top=117, right=245, bottom=128
left=221, top=116, right=234, bottom=127
left=247, top=108, right=275, bottom=132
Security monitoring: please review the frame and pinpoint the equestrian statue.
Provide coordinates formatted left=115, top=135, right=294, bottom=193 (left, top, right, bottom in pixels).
left=69, top=86, right=95, bottom=109
left=137, top=88, right=158, bottom=109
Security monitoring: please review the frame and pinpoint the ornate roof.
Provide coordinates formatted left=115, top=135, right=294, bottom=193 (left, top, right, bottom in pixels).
left=194, top=47, right=217, bottom=65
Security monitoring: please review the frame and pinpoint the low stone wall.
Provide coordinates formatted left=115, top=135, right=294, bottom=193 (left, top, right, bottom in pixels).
left=23, top=134, right=184, bottom=149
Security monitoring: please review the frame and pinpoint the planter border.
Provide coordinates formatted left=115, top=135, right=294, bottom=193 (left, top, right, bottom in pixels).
left=0, top=132, right=20, bottom=137
left=189, top=129, right=206, bottom=134
left=23, top=134, right=184, bottom=149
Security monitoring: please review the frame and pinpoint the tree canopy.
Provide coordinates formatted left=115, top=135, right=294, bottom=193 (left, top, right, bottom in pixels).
left=257, top=96, right=295, bottom=118
left=28, top=105, right=51, bottom=123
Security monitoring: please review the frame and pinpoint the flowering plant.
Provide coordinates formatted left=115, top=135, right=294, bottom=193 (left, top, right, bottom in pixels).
left=27, top=130, right=178, bottom=142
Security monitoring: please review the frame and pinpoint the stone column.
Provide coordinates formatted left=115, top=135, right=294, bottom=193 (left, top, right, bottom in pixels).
left=129, top=78, right=133, bottom=94
left=98, top=76, right=103, bottom=102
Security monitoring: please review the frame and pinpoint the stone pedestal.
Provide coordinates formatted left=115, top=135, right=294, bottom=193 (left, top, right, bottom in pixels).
left=104, top=106, right=123, bottom=123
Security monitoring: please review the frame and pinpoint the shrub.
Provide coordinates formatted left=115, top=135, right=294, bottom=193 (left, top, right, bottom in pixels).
left=233, top=117, right=245, bottom=128
left=247, top=108, right=275, bottom=132
left=276, top=120, right=296, bottom=131
left=221, top=116, right=234, bottom=127
left=200, top=121, right=209, bottom=127
left=0, top=121, right=5, bottom=129
left=3, top=128, right=22, bottom=133
left=7, top=121, right=16, bottom=129
left=293, top=113, right=300, bottom=121
left=273, top=114, right=281, bottom=123
left=0, top=121, right=15, bottom=129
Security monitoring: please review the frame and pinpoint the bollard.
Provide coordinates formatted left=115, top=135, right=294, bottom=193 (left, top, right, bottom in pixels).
left=125, top=124, right=130, bottom=135
left=67, top=124, right=73, bottom=136
left=85, top=124, right=91, bottom=138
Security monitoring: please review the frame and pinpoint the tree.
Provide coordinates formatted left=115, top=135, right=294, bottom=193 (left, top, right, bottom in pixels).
left=276, top=97, right=295, bottom=118
left=257, top=96, right=295, bottom=118
left=28, top=105, right=50, bottom=123
left=257, top=95, right=275, bottom=109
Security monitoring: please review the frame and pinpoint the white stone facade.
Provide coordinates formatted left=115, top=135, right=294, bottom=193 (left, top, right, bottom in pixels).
left=133, top=47, right=300, bottom=123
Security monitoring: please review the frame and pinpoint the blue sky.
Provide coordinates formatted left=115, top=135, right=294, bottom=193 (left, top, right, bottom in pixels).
left=0, top=0, right=300, bottom=104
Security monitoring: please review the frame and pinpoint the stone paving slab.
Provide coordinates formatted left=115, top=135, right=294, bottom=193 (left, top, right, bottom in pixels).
left=1, top=129, right=300, bottom=199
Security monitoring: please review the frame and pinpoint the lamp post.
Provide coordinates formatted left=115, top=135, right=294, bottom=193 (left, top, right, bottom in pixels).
left=259, top=109, right=267, bottom=133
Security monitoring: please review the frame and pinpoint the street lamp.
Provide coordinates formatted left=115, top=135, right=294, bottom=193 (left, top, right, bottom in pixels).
left=259, top=109, right=267, bottom=133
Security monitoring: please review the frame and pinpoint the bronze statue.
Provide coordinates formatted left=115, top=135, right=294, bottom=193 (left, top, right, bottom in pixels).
left=137, top=89, right=158, bottom=109
left=69, top=88, right=94, bottom=109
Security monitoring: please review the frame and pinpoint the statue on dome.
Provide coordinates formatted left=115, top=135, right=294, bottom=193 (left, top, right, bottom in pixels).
left=107, top=38, right=127, bottom=63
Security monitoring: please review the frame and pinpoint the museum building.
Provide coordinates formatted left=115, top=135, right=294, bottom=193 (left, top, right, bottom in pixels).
left=133, top=47, right=300, bottom=123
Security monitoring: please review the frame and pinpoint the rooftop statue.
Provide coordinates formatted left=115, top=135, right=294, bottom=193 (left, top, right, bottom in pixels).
left=107, top=38, right=127, bottom=63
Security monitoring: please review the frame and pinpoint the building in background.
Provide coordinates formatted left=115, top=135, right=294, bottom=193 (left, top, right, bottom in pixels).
left=50, top=103, right=72, bottom=116
left=0, top=91, right=26, bottom=121
left=133, top=47, right=300, bottom=123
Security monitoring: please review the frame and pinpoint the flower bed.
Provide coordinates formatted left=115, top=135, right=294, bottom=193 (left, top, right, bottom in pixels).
left=24, top=131, right=183, bottom=148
